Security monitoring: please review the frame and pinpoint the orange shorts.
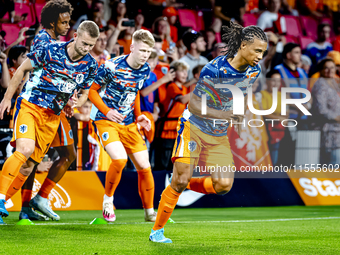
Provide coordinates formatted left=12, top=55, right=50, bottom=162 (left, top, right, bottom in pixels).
left=93, top=120, right=147, bottom=154
left=11, top=98, right=60, bottom=163
left=172, top=117, right=234, bottom=169
left=50, top=111, right=74, bottom=147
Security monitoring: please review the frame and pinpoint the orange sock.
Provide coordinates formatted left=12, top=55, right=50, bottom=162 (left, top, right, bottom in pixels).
left=38, top=178, right=56, bottom=199
left=5, top=172, right=28, bottom=201
left=0, top=151, right=27, bottom=196
left=137, top=167, right=155, bottom=209
left=21, top=189, right=33, bottom=207
left=186, top=177, right=216, bottom=194
left=105, top=159, right=127, bottom=197
left=152, top=185, right=180, bottom=231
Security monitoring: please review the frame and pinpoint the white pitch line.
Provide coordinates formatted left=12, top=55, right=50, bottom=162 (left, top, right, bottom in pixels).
left=4, top=216, right=340, bottom=226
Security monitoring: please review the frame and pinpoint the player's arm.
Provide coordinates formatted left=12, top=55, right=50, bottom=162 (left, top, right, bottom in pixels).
left=0, top=58, right=33, bottom=119
left=134, top=91, right=151, bottom=131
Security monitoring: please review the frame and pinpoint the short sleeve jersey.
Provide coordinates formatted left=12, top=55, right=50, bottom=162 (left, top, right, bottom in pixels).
left=22, top=40, right=98, bottom=115
left=184, top=55, right=261, bottom=136
left=90, top=55, right=151, bottom=125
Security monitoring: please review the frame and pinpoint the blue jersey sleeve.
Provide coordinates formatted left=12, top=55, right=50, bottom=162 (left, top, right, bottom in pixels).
left=27, top=46, right=49, bottom=69
left=193, top=64, right=218, bottom=101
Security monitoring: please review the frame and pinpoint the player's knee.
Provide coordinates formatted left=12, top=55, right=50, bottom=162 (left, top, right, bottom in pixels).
left=171, top=176, right=190, bottom=193
left=17, top=147, right=35, bottom=159
left=213, top=179, right=233, bottom=195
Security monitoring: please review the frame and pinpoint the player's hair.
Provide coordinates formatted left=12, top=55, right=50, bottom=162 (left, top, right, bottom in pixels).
left=41, top=0, right=73, bottom=29
left=132, top=29, right=155, bottom=48
left=170, top=60, right=189, bottom=71
left=192, top=64, right=205, bottom=76
left=77, top=21, right=100, bottom=38
left=222, top=21, right=268, bottom=59
left=148, top=49, right=158, bottom=60
left=8, top=45, right=27, bottom=67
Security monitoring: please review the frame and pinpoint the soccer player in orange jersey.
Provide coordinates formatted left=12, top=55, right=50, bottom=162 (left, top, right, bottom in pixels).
left=88, top=29, right=157, bottom=222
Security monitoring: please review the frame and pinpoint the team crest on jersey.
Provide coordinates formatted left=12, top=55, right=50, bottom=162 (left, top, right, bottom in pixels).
left=102, top=132, right=109, bottom=141
left=60, top=81, right=77, bottom=93
left=76, top=74, right=84, bottom=84
left=19, top=124, right=28, bottom=134
left=69, top=130, right=73, bottom=139
left=188, top=141, right=197, bottom=152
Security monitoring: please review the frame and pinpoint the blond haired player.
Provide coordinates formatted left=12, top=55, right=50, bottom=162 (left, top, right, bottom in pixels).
left=89, top=29, right=157, bottom=222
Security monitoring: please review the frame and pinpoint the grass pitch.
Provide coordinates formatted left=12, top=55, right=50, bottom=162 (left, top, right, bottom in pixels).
left=1, top=206, right=340, bottom=255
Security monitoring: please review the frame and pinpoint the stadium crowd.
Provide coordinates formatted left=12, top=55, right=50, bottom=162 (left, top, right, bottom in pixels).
left=1, top=0, right=340, bottom=173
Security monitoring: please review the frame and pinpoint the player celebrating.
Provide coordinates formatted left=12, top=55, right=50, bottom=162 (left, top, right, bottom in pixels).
left=149, top=22, right=268, bottom=243
left=88, top=29, right=157, bottom=222
left=0, top=21, right=99, bottom=224
left=5, top=0, right=76, bottom=221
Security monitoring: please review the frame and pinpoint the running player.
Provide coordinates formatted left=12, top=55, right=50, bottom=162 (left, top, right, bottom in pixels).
left=0, top=21, right=99, bottom=224
left=149, top=22, right=268, bottom=242
left=88, top=29, right=157, bottom=222
left=5, top=0, right=75, bottom=221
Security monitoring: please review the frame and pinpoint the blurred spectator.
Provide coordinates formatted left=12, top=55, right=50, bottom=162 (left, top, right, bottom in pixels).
left=310, top=51, right=340, bottom=89
left=90, top=28, right=110, bottom=65
left=162, top=7, right=178, bottom=43
left=300, top=54, right=312, bottom=76
left=0, top=0, right=25, bottom=24
left=192, top=64, right=204, bottom=82
left=152, top=16, right=171, bottom=52
left=257, top=0, right=287, bottom=35
left=108, top=0, right=127, bottom=28
left=176, top=40, right=186, bottom=59
left=296, top=0, right=329, bottom=18
left=311, top=58, right=340, bottom=164
left=69, top=0, right=93, bottom=26
left=70, top=2, right=106, bottom=36
left=258, top=0, right=269, bottom=11
left=117, top=26, right=135, bottom=55
left=135, top=11, right=148, bottom=31
left=106, top=18, right=129, bottom=55
left=280, top=0, right=299, bottom=15
left=202, top=29, right=217, bottom=59
left=274, top=43, right=310, bottom=126
left=154, top=60, right=190, bottom=170
left=8, top=45, right=29, bottom=96
left=206, top=42, right=227, bottom=61
left=213, top=0, right=246, bottom=27
left=305, top=23, right=333, bottom=76
left=180, top=30, right=208, bottom=80
left=2, top=27, right=29, bottom=56
left=0, top=51, right=9, bottom=92
left=257, top=70, right=287, bottom=165
left=246, top=0, right=260, bottom=13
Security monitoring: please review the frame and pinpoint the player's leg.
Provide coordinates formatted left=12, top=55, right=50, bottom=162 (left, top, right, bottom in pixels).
left=128, top=150, right=156, bottom=221
left=149, top=160, right=195, bottom=243
left=102, top=141, right=127, bottom=222
left=30, top=144, right=76, bottom=221
left=123, top=122, right=156, bottom=221
left=0, top=138, right=35, bottom=223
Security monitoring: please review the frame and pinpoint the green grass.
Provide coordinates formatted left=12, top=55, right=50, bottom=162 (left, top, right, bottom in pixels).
left=1, top=206, right=340, bottom=255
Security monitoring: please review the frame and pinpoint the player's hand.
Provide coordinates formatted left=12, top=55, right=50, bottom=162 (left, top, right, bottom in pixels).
left=0, top=98, right=12, bottom=120
left=137, top=114, right=151, bottom=132
left=63, top=105, right=74, bottom=118
left=70, top=90, right=79, bottom=108
left=106, top=109, right=124, bottom=123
